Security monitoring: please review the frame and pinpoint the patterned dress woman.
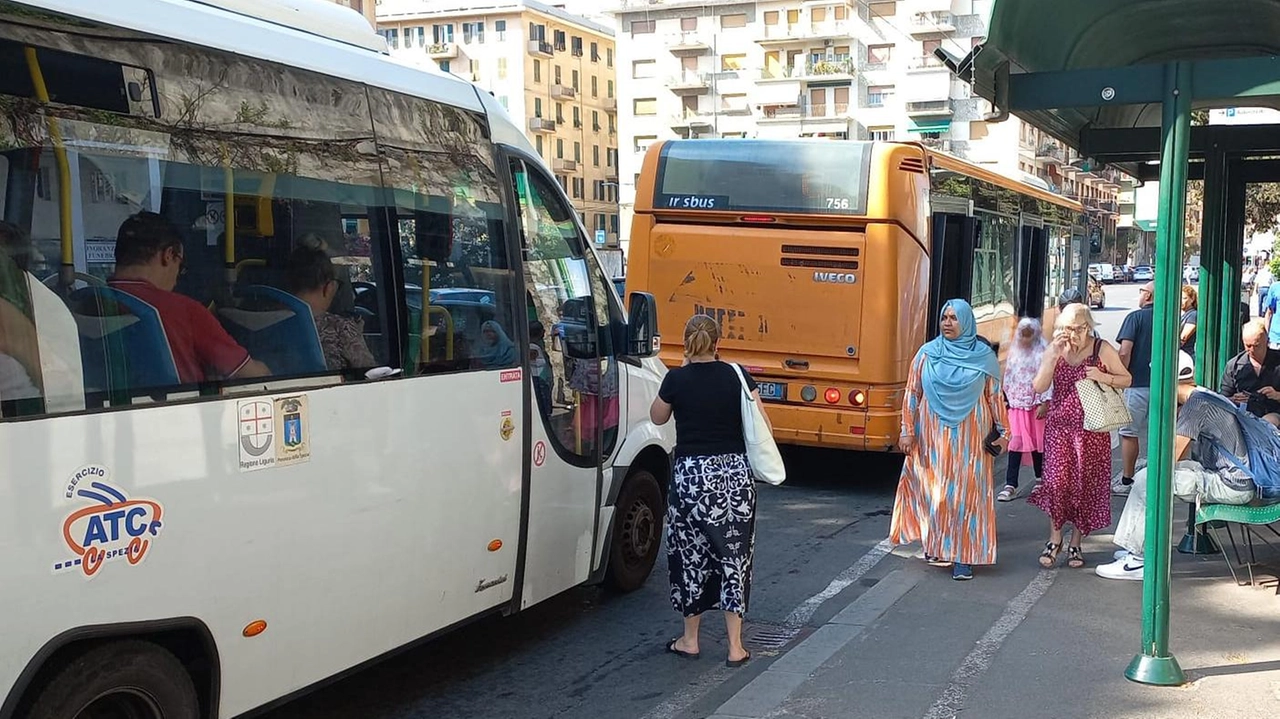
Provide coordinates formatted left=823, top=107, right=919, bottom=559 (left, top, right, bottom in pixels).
left=649, top=314, right=769, bottom=667
left=890, top=299, right=1006, bottom=581
left=1028, top=303, right=1131, bottom=569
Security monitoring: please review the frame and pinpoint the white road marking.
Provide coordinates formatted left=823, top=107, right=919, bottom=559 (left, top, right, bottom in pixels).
left=638, top=537, right=895, bottom=719
left=922, top=569, right=1057, bottom=719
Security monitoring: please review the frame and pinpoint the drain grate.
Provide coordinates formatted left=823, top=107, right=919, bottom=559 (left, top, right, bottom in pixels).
left=743, top=621, right=804, bottom=653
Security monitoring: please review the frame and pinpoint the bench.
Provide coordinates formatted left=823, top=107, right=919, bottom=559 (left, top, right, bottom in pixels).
left=1195, top=501, right=1280, bottom=586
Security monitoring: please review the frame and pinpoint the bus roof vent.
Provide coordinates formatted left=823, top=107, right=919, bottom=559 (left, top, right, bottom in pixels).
left=898, top=157, right=926, bottom=174
left=190, top=0, right=386, bottom=53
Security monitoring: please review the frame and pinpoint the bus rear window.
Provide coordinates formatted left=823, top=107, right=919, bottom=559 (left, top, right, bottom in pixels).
left=653, top=140, right=873, bottom=215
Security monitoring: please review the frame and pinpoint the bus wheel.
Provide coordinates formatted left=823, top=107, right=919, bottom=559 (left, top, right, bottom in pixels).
left=27, top=640, right=198, bottom=719
left=606, top=469, right=664, bottom=592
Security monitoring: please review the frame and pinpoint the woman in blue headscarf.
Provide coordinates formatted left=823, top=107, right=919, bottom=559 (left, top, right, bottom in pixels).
left=889, top=299, right=1007, bottom=580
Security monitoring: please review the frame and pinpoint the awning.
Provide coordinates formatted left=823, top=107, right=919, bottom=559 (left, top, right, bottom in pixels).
left=907, top=119, right=952, bottom=133
left=1134, top=219, right=1158, bottom=232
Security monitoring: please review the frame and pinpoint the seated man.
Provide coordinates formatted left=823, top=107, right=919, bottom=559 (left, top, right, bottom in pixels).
left=284, top=245, right=374, bottom=371
left=109, top=212, right=270, bottom=383
left=1097, top=351, right=1263, bottom=581
left=1221, top=320, right=1280, bottom=427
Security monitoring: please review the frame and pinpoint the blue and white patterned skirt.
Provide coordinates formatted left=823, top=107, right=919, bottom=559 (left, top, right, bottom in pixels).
left=667, top=452, right=757, bottom=617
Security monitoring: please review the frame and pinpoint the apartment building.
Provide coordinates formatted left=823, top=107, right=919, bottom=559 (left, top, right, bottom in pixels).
left=327, top=0, right=377, bottom=27
left=609, top=0, right=1120, bottom=252
left=375, top=0, right=621, bottom=246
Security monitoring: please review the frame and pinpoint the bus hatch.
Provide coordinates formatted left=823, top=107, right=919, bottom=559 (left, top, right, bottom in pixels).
left=648, top=225, right=866, bottom=363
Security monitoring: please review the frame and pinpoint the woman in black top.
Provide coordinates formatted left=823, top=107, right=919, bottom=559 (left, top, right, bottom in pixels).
left=650, top=314, right=770, bottom=668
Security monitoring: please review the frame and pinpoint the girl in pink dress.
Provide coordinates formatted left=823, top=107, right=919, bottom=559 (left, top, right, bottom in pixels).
left=998, top=318, right=1051, bottom=502
left=1028, top=304, right=1131, bottom=569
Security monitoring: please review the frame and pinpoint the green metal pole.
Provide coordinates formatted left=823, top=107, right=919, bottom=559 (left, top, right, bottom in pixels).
left=1195, top=143, right=1226, bottom=389
left=1219, top=169, right=1248, bottom=364
left=1126, top=61, right=1190, bottom=687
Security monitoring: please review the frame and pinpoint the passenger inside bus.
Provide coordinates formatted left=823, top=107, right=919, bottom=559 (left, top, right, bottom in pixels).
left=107, top=212, right=271, bottom=383
left=473, top=320, right=517, bottom=370
left=0, top=222, right=40, bottom=402
left=285, top=245, right=375, bottom=371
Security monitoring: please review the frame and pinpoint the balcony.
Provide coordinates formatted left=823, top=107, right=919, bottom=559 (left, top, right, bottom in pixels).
left=759, top=103, right=851, bottom=123
left=667, top=72, right=711, bottom=94
left=909, top=11, right=956, bottom=35
left=758, top=21, right=854, bottom=44
left=528, top=39, right=553, bottom=57
left=551, top=84, right=576, bottom=99
left=667, top=31, right=710, bottom=55
left=907, top=54, right=947, bottom=71
left=528, top=117, right=556, bottom=133
left=1036, top=143, right=1063, bottom=165
left=669, top=109, right=715, bottom=130
left=605, top=168, right=618, bottom=182
left=905, top=99, right=953, bottom=117
left=553, top=158, right=578, bottom=172
left=760, top=57, right=855, bottom=81
left=602, top=97, right=617, bottom=111
left=427, top=42, right=457, bottom=59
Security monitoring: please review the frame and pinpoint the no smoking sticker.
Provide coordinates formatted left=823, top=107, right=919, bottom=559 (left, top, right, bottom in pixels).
left=533, top=440, right=547, bottom=467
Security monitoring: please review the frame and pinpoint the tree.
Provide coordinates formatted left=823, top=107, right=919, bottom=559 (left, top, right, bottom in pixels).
left=1186, top=109, right=1280, bottom=238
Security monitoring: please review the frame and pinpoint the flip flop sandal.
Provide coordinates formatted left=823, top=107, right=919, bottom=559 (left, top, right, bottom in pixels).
left=1039, top=541, right=1061, bottom=568
left=924, top=554, right=952, bottom=567
left=727, top=650, right=752, bottom=668
left=666, top=638, right=700, bottom=660
left=1067, top=546, right=1086, bottom=569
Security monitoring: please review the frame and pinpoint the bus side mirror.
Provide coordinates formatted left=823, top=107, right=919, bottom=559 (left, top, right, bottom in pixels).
left=627, top=291, right=659, bottom=358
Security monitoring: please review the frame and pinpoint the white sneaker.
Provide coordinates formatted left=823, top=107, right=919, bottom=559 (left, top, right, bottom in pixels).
left=1096, top=555, right=1144, bottom=580
left=1110, top=475, right=1132, bottom=496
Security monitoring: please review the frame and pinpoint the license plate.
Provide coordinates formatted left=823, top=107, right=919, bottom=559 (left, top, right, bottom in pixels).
left=757, top=381, right=786, bottom=401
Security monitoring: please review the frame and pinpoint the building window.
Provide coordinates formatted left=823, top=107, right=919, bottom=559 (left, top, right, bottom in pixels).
left=573, top=106, right=581, bottom=128
left=572, top=69, right=580, bottom=90
left=554, top=65, right=562, bottom=85
left=496, top=19, right=506, bottom=40
left=868, top=44, right=892, bottom=68
left=438, top=59, right=450, bottom=73
left=633, top=98, right=657, bottom=116
left=607, top=47, right=614, bottom=67
left=593, top=145, right=601, bottom=166
left=610, top=214, right=620, bottom=233
left=553, top=29, right=566, bottom=51
left=869, top=126, right=894, bottom=141
left=764, top=10, right=779, bottom=25
left=721, top=13, right=747, bottom=29
left=574, top=141, right=582, bottom=162
left=591, top=76, right=599, bottom=97
left=835, top=6, right=848, bottom=20
left=556, top=102, right=564, bottom=123
left=634, top=135, right=657, bottom=153
left=415, top=27, right=425, bottom=47
left=631, top=20, right=655, bottom=36
left=385, top=28, right=399, bottom=49
left=469, top=59, right=481, bottom=81
left=607, top=80, right=615, bottom=98
left=572, top=36, right=583, bottom=56
left=497, top=57, right=508, bottom=79
left=529, top=23, right=546, bottom=41
left=432, top=24, right=453, bottom=44
left=556, top=138, right=564, bottom=159
left=534, top=97, right=543, bottom=117
left=533, top=60, right=541, bottom=83
left=591, top=41, right=600, bottom=62
left=632, top=59, right=656, bottom=79
left=867, top=85, right=893, bottom=107
left=462, top=21, right=484, bottom=44
left=608, top=115, right=615, bottom=133
left=869, top=2, right=896, bottom=16
left=681, top=16, right=698, bottom=30
left=592, top=110, right=600, bottom=131
left=721, top=54, right=746, bottom=71
left=607, top=147, right=616, bottom=167
left=536, top=134, right=544, bottom=156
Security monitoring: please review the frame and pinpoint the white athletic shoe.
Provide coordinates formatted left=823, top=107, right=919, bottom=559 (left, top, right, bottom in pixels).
left=1110, top=474, right=1132, bottom=496
left=1096, top=555, right=1144, bottom=581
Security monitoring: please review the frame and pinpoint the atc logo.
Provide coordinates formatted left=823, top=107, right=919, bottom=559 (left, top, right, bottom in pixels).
left=54, top=477, right=163, bottom=579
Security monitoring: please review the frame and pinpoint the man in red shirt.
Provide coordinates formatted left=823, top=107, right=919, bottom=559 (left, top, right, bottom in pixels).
left=109, top=212, right=270, bottom=384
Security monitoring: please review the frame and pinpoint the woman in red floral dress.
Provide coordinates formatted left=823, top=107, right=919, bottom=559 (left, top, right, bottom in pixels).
left=1028, top=303, right=1131, bottom=569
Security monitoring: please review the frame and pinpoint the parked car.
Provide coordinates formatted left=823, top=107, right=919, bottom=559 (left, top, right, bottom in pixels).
left=1089, top=263, right=1117, bottom=283
left=1133, top=265, right=1154, bottom=282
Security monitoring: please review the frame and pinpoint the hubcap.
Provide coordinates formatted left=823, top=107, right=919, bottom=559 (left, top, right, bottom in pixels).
left=622, top=499, right=656, bottom=566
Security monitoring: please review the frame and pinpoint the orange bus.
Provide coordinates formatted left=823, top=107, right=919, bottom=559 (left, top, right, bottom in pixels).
left=627, top=140, right=1085, bottom=452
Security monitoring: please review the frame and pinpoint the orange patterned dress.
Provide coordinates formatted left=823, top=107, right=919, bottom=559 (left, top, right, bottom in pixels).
left=889, top=351, right=1006, bottom=565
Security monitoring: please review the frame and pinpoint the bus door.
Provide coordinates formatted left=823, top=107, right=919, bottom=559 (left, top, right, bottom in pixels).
left=1017, top=215, right=1048, bottom=319
left=927, top=197, right=979, bottom=337
left=508, top=156, right=615, bottom=607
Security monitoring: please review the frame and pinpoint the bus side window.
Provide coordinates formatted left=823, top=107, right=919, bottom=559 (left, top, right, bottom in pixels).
left=366, top=88, right=519, bottom=377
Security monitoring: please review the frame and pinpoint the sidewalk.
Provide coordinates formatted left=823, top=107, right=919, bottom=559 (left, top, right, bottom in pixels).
left=711, top=449, right=1280, bottom=719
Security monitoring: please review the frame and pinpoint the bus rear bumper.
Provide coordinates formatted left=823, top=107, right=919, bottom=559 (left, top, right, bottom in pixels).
left=762, top=402, right=901, bottom=453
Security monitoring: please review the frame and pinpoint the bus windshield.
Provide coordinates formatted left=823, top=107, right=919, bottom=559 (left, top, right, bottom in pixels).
left=654, top=140, right=873, bottom=215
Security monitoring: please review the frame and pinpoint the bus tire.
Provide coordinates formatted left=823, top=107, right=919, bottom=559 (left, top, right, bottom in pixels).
left=26, top=640, right=199, bottom=719
left=606, top=469, right=664, bottom=592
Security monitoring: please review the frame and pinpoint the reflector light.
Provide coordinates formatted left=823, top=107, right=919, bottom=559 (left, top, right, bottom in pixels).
left=243, top=620, right=268, bottom=638
left=801, top=386, right=818, bottom=402
left=824, top=388, right=842, bottom=404
left=740, top=215, right=777, bottom=223
left=849, top=390, right=866, bottom=406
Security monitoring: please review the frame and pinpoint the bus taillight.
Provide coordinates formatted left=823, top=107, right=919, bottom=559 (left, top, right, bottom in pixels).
left=849, top=390, right=866, bottom=406
left=824, top=388, right=842, bottom=404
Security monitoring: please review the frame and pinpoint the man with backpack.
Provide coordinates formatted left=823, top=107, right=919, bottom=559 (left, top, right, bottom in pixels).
left=1097, top=350, right=1280, bottom=581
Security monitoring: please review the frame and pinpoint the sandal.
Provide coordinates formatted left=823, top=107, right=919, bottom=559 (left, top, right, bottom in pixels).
left=924, top=554, right=952, bottom=567
left=1038, top=541, right=1061, bottom=568
left=727, top=650, right=752, bottom=668
left=1066, top=546, right=1086, bottom=569
left=666, top=638, right=700, bottom=660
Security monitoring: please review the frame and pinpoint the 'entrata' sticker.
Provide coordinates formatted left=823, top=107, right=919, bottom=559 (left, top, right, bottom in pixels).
left=500, top=369, right=523, bottom=383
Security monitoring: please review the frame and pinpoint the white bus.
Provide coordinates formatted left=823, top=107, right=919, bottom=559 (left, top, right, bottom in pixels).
left=0, top=1, right=674, bottom=717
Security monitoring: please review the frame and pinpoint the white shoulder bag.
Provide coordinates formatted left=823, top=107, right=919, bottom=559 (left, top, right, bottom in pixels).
left=728, top=363, right=786, bottom=486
